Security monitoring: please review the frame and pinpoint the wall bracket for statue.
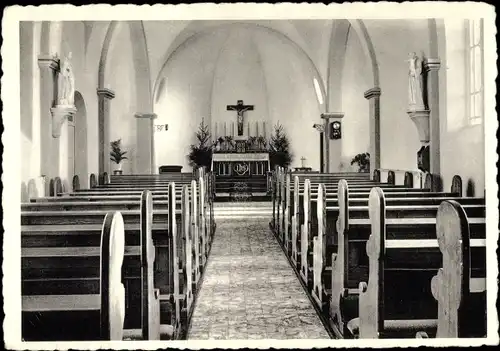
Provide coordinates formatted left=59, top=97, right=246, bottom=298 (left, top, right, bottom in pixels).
left=50, top=105, right=77, bottom=138
left=407, top=109, right=430, bottom=143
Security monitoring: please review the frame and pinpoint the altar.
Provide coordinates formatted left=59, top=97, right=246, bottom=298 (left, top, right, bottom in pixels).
left=211, top=99, right=272, bottom=200
left=212, top=152, right=270, bottom=178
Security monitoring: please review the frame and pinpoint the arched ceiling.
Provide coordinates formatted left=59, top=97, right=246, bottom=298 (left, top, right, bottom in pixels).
left=144, top=20, right=333, bottom=96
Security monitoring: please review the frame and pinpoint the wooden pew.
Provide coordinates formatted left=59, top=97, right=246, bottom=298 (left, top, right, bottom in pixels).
left=309, top=177, right=469, bottom=336
left=32, top=175, right=214, bottom=285
left=90, top=173, right=97, bottom=188
left=22, top=211, right=126, bottom=341
left=291, top=178, right=408, bottom=282
left=274, top=169, right=383, bottom=244
left=72, top=175, right=80, bottom=192
left=21, top=189, right=181, bottom=339
left=417, top=200, right=487, bottom=338
left=353, top=189, right=486, bottom=339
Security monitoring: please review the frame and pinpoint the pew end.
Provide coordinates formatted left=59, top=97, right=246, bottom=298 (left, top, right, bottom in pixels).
left=22, top=211, right=126, bottom=341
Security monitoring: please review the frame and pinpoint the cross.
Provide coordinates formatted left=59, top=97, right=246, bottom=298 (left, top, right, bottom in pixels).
left=227, top=100, right=254, bottom=136
left=301, top=157, right=306, bottom=168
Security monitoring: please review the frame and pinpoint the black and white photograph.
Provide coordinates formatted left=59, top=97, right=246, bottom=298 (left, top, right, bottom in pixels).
left=2, top=2, right=498, bottom=349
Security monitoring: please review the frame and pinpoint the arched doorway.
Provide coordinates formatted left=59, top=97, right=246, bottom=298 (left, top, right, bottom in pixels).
left=72, top=91, right=88, bottom=187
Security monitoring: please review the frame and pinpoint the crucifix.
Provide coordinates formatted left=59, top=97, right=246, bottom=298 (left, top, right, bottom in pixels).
left=227, top=99, right=254, bottom=136
left=301, top=156, right=306, bottom=168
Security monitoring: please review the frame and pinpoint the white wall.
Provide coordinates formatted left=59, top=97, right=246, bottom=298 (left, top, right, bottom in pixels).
left=338, top=27, right=370, bottom=172
left=154, top=31, right=223, bottom=171
left=211, top=30, right=269, bottom=138
left=106, top=22, right=138, bottom=175
left=252, top=29, right=322, bottom=170
left=20, top=21, right=93, bottom=197
left=440, top=19, right=485, bottom=195
left=364, top=19, right=430, bottom=172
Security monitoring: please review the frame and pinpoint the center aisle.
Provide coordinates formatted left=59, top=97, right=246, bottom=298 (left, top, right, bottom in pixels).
left=188, top=202, right=330, bottom=340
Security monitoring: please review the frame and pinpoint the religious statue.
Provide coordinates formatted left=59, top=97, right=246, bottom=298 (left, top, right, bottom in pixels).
left=407, top=52, right=425, bottom=111
left=227, top=100, right=254, bottom=136
left=58, top=52, right=75, bottom=106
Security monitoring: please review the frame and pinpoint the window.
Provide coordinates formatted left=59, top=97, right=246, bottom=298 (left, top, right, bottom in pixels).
left=313, top=78, right=324, bottom=105
left=466, top=19, right=484, bottom=126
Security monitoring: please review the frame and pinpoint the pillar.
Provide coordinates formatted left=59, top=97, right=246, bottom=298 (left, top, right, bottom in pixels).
left=313, top=124, right=325, bottom=172
left=51, top=105, right=77, bottom=191
left=364, top=87, right=381, bottom=172
left=134, top=112, right=157, bottom=174
left=97, top=88, right=115, bottom=175
left=424, top=58, right=441, bottom=174
left=321, top=112, right=344, bottom=172
left=37, top=55, right=59, bottom=179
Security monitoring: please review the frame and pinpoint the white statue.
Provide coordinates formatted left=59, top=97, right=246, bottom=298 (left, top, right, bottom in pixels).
left=58, top=52, right=75, bottom=106
left=407, top=52, right=425, bottom=110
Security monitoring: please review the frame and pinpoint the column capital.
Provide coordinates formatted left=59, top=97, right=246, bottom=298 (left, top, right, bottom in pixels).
left=423, top=58, right=441, bottom=72
left=134, top=112, right=158, bottom=120
left=321, top=112, right=344, bottom=120
left=38, top=54, right=60, bottom=71
left=364, top=87, right=381, bottom=99
left=97, top=88, right=116, bottom=100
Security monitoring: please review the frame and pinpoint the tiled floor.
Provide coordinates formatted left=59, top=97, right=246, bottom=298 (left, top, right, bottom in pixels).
left=188, top=203, right=330, bottom=340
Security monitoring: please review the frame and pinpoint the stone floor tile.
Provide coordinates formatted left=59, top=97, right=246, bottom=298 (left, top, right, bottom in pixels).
left=188, top=210, right=329, bottom=340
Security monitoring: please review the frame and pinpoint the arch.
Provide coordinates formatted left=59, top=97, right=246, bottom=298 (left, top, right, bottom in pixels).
left=325, top=19, right=380, bottom=173
left=327, top=19, right=380, bottom=110
left=95, top=21, right=153, bottom=174
left=74, top=91, right=89, bottom=188
left=152, top=22, right=327, bottom=111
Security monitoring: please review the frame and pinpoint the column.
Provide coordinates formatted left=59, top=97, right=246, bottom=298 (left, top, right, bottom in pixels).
left=134, top=112, right=157, bottom=174
left=313, top=124, right=325, bottom=172
left=364, top=87, right=381, bottom=171
left=321, top=112, right=344, bottom=172
left=97, top=88, right=115, bottom=175
left=424, top=59, right=441, bottom=174
left=37, top=55, right=59, bottom=179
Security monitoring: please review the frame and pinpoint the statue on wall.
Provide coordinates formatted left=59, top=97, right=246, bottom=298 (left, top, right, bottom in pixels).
left=58, top=52, right=75, bottom=106
left=407, top=52, right=425, bottom=111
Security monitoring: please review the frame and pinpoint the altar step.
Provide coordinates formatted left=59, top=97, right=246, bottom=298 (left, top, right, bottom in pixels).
left=214, top=178, right=268, bottom=192
left=214, top=192, right=271, bottom=202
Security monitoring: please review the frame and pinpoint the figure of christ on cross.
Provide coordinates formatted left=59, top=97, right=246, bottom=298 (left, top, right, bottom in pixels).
left=227, top=100, right=254, bottom=136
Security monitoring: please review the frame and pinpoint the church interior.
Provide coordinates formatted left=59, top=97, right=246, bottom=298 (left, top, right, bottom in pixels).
left=9, top=12, right=496, bottom=344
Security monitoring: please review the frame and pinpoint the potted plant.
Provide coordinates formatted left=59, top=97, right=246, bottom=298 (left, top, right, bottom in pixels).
left=350, top=152, right=370, bottom=173
left=188, top=118, right=216, bottom=170
left=268, top=122, right=293, bottom=169
left=110, top=139, right=128, bottom=175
